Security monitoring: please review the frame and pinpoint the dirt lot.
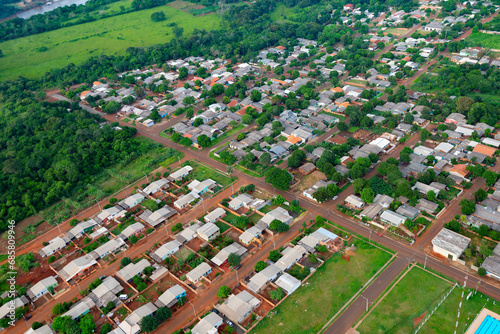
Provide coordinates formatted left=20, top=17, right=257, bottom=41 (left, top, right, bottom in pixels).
left=17, top=254, right=57, bottom=287
left=294, top=170, right=326, bottom=192
left=185, top=238, right=206, bottom=252
left=223, top=229, right=242, bottom=243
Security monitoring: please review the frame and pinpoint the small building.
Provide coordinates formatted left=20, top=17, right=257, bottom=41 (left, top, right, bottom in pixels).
left=62, top=297, right=95, bottom=320
left=380, top=210, right=406, bottom=227
left=66, top=219, right=98, bottom=240
left=58, top=255, right=97, bottom=282
left=139, top=206, right=177, bottom=227
left=204, top=207, right=226, bottom=224
left=396, top=204, right=421, bottom=220
left=87, top=276, right=123, bottom=308
left=174, top=192, right=199, bottom=209
left=118, top=222, right=145, bottom=241
left=192, top=312, right=223, bottom=334
left=119, top=302, right=158, bottom=334
left=175, top=222, right=203, bottom=244
left=197, top=222, right=220, bottom=242
left=151, top=240, right=182, bottom=262
left=89, top=237, right=126, bottom=260
left=39, top=236, right=70, bottom=257
left=360, top=203, right=384, bottom=220
left=119, top=193, right=145, bottom=209
left=276, top=245, right=307, bottom=271
left=188, top=179, right=217, bottom=195
left=345, top=195, right=365, bottom=209
left=257, top=207, right=294, bottom=227
left=217, top=290, right=260, bottom=324
left=416, top=198, right=439, bottom=214
left=239, top=225, right=265, bottom=246
left=154, top=284, right=186, bottom=308
left=211, top=243, right=247, bottom=267
left=247, top=264, right=281, bottom=293
left=24, top=325, right=54, bottom=334
left=0, top=296, right=28, bottom=320
left=142, top=178, right=169, bottom=195
left=431, top=228, right=470, bottom=261
left=299, top=162, right=316, bottom=175
left=27, top=276, right=58, bottom=301
left=117, top=259, right=151, bottom=282
left=298, top=227, right=342, bottom=252
left=186, top=262, right=212, bottom=283
left=229, top=194, right=254, bottom=211
left=275, top=273, right=301, bottom=295
left=373, top=194, right=394, bottom=208
left=168, top=166, right=193, bottom=182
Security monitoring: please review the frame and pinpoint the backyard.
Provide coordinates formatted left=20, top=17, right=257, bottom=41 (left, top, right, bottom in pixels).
left=251, top=240, right=392, bottom=334
left=183, top=160, right=235, bottom=188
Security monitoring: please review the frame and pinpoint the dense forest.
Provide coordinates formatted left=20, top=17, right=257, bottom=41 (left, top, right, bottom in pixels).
left=0, top=99, right=151, bottom=232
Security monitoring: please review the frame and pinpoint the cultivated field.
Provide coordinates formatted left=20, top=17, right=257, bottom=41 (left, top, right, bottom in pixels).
left=467, top=32, right=500, bottom=49
left=251, top=239, right=392, bottom=334
left=0, top=5, right=220, bottom=80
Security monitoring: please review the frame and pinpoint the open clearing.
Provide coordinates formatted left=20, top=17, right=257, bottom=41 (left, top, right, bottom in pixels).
left=0, top=5, right=220, bottom=80
left=250, top=239, right=392, bottom=334
left=467, top=32, right=500, bottom=49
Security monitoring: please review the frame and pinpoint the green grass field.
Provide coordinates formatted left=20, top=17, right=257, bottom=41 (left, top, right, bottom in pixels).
left=183, top=160, right=234, bottom=187
left=467, top=32, right=500, bottom=49
left=0, top=5, right=220, bottom=81
left=357, top=266, right=454, bottom=334
left=269, top=3, right=298, bottom=23
left=251, top=240, right=392, bottom=334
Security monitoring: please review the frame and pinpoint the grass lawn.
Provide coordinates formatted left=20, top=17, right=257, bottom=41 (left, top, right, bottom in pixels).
left=348, top=127, right=359, bottom=133
left=259, top=204, right=278, bottom=214
left=183, top=160, right=234, bottom=187
left=223, top=212, right=239, bottom=225
left=356, top=266, right=454, bottom=334
left=269, top=3, right=298, bottom=23
left=248, top=213, right=263, bottom=224
left=383, top=28, right=409, bottom=36
left=209, top=124, right=246, bottom=147
left=215, top=221, right=230, bottom=233
left=234, top=165, right=262, bottom=178
left=0, top=5, right=220, bottom=81
left=420, top=283, right=500, bottom=333
left=467, top=32, right=500, bottom=49
left=251, top=240, right=392, bottom=334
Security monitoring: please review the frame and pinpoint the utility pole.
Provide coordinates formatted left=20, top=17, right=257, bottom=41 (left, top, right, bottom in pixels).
left=189, top=301, right=197, bottom=318
left=57, top=221, right=62, bottom=235
left=143, top=172, right=149, bottom=184
left=95, top=198, right=102, bottom=211
left=424, top=253, right=428, bottom=269
left=369, top=230, right=372, bottom=243
left=235, top=269, right=239, bottom=283
left=361, top=295, right=369, bottom=312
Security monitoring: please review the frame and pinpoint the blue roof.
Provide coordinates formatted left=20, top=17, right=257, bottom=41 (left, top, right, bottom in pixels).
left=475, top=315, right=500, bottom=334
left=316, top=227, right=339, bottom=241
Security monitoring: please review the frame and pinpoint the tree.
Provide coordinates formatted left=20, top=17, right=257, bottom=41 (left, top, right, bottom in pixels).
left=197, top=134, right=211, bottom=148
left=122, top=95, right=134, bottom=105
left=474, top=189, right=488, bottom=203
left=259, top=152, right=271, bottom=165
left=52, top=316, right=79, bottom=334
left=235, top=216, right=249, bottom=230
left=217, top=285, right=231, bottom=299
left=100, top=323, right=113, bottom=334
left=171, top=132, right=181, bottom=142
left=459, top=199, right=476, bottom=215
left=52, top=302, right=70, bottom=316
left=228, top=253, right=241, bottom=266
left=420, top=128, right=431, bottom=142
left=288, top=150, right=306, bottom=168
left=255, top=261, right=267, bottom=272
left=337, top=121, right=348, bottom=132
left=173, top=26, right=184, bottom=38
left=427, top=190, right=436, bottom=202
left=400, top=152, right=411, bottom=164
left=32, top=322, right=43, bottom=330
left=151, top=11, right=166, bottom=22
left=140, top=316, right=159, bottom=332
left=273, top=195, right=286, bottom=205
left=242, top=114, right=253, bottom=124
left=268, top=250, right=281, bottom=262
left=479, top=224, right=490, bottom=237
left=121, top=257, right=132, bottom=267
left=265, top=167, right=292, bottom=191
left=352, top=178, right=367, bottom=194
left=250, top=90, right=262, bottom=102
left=456, top=96, right=474, bottom=113
left=360, top=187, right=375, bottom=203
left=178, top=67, right=188, bottom=80
left=134, top=86, right=145, bottom=98
left=156, top=307, right=172, bottom=323
left=80, top=313, right=96, bottom=334
left=478, top=267, right=486, bottom=277
left=483, top=170, right=498, bottom=186
left=269, top=288, right=284, bottom=301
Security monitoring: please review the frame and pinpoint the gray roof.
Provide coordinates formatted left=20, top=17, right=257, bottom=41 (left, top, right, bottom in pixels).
left=192, top=312, right=223, bottom=334
left=247, top=264, right=281, bottom=293
left=432, top=228, right=470, bottom=257
left=396, top=204, right=421, bottom=219
left=216, top=290, right=260, bottom=323
left=117, top=259, right=151, bottom=282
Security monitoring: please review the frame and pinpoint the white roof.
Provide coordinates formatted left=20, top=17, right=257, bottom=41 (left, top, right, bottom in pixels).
left=432, top=228, right=470, bottom=256
left=156, top=284, right=186, bottom=307
left=369, top=137, right=390, bottom=149
left=187, top=262, right=212, bottom=282
left=247, top=264, right=281, bottom=292
left=380, top=210, right=406, bottom=226
left=153, top=240, right=182, bottom=260
left=28, top=276, right=57, bottom=298
left=90, top=237, right=125, bottom=259
left=434, top=142, right=454, bottom=153
left=170, top=166, right=193, bottom=180
left=413, top=146, right=434, bottom=156
left=481, top=137, right=500, bottom=147
left=275, top=273, right=301, bottom=293
left=62, top=297, right=95, bottom=319
left=59, top=255, right=97, bottom=281
left=197, top=222, right=220, bottom=240
left=24, top=325, right=54, bottom=334
left=211, top=243, right=246, bottom=266
left=120, top=222, right=145, bottom=238
left=229, top=193, right=254, bottom=208
left=276, top=245, right=307, bottom=271
left=205, top=207, right=226, bottom=223
left=117, top=259, right=151, bottom=282
left=192, top=312, right=223, bottom=334
left=142, top=178, right=169, bottom=195
left=345, top=195, right=364, bottom=207
left=40, top=236, right=68, bottom=256
left=119, top=302, right=157, bottom=334
left=217, top=290, right=260, bottom=323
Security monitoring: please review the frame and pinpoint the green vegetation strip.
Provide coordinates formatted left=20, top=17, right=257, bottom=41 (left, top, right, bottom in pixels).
left=251, top=241, right=392, bottom=334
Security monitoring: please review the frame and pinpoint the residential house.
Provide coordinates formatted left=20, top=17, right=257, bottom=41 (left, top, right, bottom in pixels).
left=416, top=198, right=439, bottom=214
left=62, top=297, right=95, bottom=320
left=275, top=273, right=301, bottom=295
left=204, top=208, right=226, bottom=224
left=239, top=225, right=265, bottom=246
left=396, top=204, right=421, bottom=220
left=298, top=228, right=342, bottom=252
left=89, top=237, right=126, bottom=260
left=191, top=312, right=223, bottom=334
left=303, top=180, right=335, bottom=201
left=186, top=262, right=212, bottom=283
left=217, top=290, right=261, bottom=323
left=151, top=240, right=182, bottom=262
left=360, top=203, right=384, bottom=220
left=142, top=179, right=170, bottom=195
left=154, top=284, right=186, bottom=308
left=24, top=325, right=54, bottom=334
left=380, top=210, right=406, bottom=227
left=197, top=222, right=220, bottom=242
left=211, top=243, right=247, bottom=267
left=39, top=236, right=70, bottom=257
left=119, top=302, right=158, bottom=334
left=117, top=259, right=151, bottom=282
left=139, top=206, right=177, bottom=228
left=275, top=245, right=307, bottom=271
left=118, top=194, right=145, bottom=210
left=0, top=296, right=29, bottom=319
left=58, top=255, right=97, bottom=282
left=66, top=219, right=98, bottom=240
left=229, top=194, right=254, bottom=211
left=27, top=276, right=58, bottom=301
left=87, top=276, right=124, bottom=308
left=299, top=162, right=316, bottom=175
left=174, top=192, right=199, bottom=210
left=168, top=166, right=193, bottom=182
left=432, top=228, right=470, bottom=261
left=345, top=195, right=365, bottom=209
left=118, top=222, right=145, bottom=241
left=175, top=222, right=203, bottom=244
left=257, top=207, right=294, bottom=227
